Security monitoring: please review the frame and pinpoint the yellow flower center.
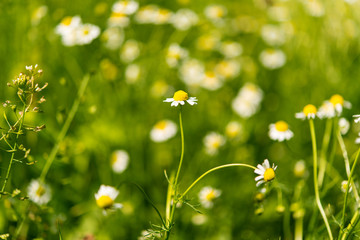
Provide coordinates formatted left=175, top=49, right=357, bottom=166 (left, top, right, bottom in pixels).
left=83, top=29, right=90, bottom=35
left=303, top=104, right=317, bottom=116
left=155, top=120, right=167, bottom=130
left=173, top=90, right=189, bottom=101
left=274, top=121, right=289, bottom=132
left=36, top=186, right=46, bottom=197
left=329, top=94, right=344, bottom=106
left=61, top=16, right=72, bottom=26
left=264, top=168, right=275, bottom=182
left=111, top=12, right=126, bottom=18
left=205, top=190, right=216, bottom=201
left=96, top=195, right=114, bottom=209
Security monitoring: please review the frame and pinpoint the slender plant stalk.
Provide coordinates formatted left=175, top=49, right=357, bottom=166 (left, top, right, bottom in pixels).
left=318, top=118, right=332, bottom=187
left=339, top=148, right=360, bottom=239
left=0, top=103, right=27, bottom=195
left=309, top=119, right=333, bottom=240
left=336, top=129, right=360, bottom=202
left=40, top=74, right=90, bottom=181
left=295, top=215, right=304, bottom=240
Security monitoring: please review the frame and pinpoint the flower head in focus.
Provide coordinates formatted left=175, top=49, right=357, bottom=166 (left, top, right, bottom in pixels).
left=254, top=159, right=277, bottom=187
left=269, top=120, right=293, bottom=142
left=295, top=104, right=317, bottom=120
left=163, top=90, right=197, bottom=107
left=95, top=185, right=122, bottom=214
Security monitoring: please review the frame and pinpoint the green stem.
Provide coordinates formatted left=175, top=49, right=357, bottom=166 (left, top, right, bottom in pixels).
left=309, top=119, right=333, bottom=240
left=173, top=110, right=184, bottom=193
left=340, top=210, right=360, bottom=240
left=340, top=148, right=360, bottom=238
left=0, top=103, right=27, bottom=194
left=318, top=118, right=332, bottom=187
left=40, top=74, right=90, bottom=181
left=295, top=215, right=304, bottom=240
left=180, top=163, right=256, bottom=200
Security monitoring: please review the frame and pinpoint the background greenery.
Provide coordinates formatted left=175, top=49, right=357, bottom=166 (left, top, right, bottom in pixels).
left=1, top=0, right=360, bottom=239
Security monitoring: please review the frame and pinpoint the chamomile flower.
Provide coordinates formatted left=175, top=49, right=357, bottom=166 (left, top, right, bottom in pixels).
left=341, top=180, right=352, bottom=193
left=170, top=9, right=198, bottom=31
left=179, top=59, right=205, bottom=85
left=259, top=48, right=286, bottom=70
left=295, top=104, right=317, bottom=120
left=200, top=71, right=224, bottom=91
left=108, top=12, right=130, bottom=27
left=214, top=59, right=241, bottom=79
left=95, top=185, right=122, bottom=214
left=163, top=90, right=198, bottom=107
left=329, top=94, right=351, bottom=115
left=204, top=4, right=227, bottom=24
left=101, top=27, right=124, bottom=50
left=294, top=160, right=306, bottom=178
left=203, top=132, right=226, bottom=155
left=110, top=150, right=129, bottom=173
left=55, top=16, right=82, bottom=46
left=112, top=0, right=139, bottom=15
left=302, top=0, right=325, bottom=17
left=166, top=43, right=189, bottom=68
left=339, top=118, right=350, bottom=135
left=76, top=23, right=101, bottom=45
left=150, top=119, right=177, bottom=142
left=254, top=159, right=277, bottom=187
left=28, top=179, right=51, bottom=205
left=232, top=83, right=263, bottom=118
left=120, top=39, right=140, bottom=63
left=125, top=64, right=141, bottom=84
left=218, top=41, right=243, bottom=59
left=269, top=121, right=294, bottom=142
left=199, top=186, right=221, bottom=208
left=317, top=101, right=335, bottom=119
left=225, top=121, right=243, bottom=139
left=261, top=24, right=286, bottom=46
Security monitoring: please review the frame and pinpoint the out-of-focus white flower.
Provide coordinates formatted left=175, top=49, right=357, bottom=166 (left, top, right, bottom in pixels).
left=150, top=120, right=177, bottom=142
left=218, top=41, right=243, bottom=58
left=215, top=59, right=241, bottom=79
left=295, top=104, right=317, bottom=120
left=112, top=0, right=139, bottom=15
left=261, top=24, right=286, bottom=46
left=269, top=121, right=294, bottom=142
left=166, top=43, right=188, bottom=68
left=329, top=94, right=351, bottom=116
left=203, top=132, right=226, bottom=155
left=120, top=39, right=140, bottom=63
left=108, top=12, right=130, bottom=27
left=344, top=0, right=358, bottom=4
left=341, top=180, right=352, bottom=193
left=163, top=90, right=198, bottom=107
left=317, top=101, right=335, bottom=119
left=153, top=8, right=173, bottom=24
left=254, top=159, right=277, bottom=187
left=179, top=58, right=205, bottom=86
left=232, top=83, right=263, bottom=118
left=76, top=24, right=101, bottom=45
left=302, top=0, right=325, bottom=17
left=200, top=71, right=224, bottom=91
left=191, top=213, right=208, bottom=225
left=125, top=64, right=141, bottom=84
left=95, top=185, right=122, bottom=214
left=170, top=9, right=199, bottom=31
left=204, top=4, right=227, bottom=22
left=111, top=150, right=129, bottom=173
left=339, top=118, right=350, bottom=135
left=294, top=160, right=306, bottom=178
left=28, top=179, right=51, bottom=205
left=225, top=121, right=243, bottom=139
left=135, top=5, right=159, bottom=24
left=138, top=229, right=161, bottom=240
left=55, top=16, right=82, bottom=46
left=196, top=32, right=221, bottom=51
left=101, top=27, right=125, bottom=50
left=199, top=186, right=221, bottom=208
left=259, top=49, right=286, bottom=69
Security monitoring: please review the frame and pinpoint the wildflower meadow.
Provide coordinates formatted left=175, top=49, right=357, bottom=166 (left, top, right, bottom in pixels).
left=2, top=0, right=360, bottom=239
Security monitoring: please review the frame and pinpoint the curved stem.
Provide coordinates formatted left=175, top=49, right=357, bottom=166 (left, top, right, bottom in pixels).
left=309, top=119, right=333, bottom=240
left=340, top=148, right=360, bottom=238
left=40, top=74, right=90, bottom=181
left=180, top=163, right=256, bottom=200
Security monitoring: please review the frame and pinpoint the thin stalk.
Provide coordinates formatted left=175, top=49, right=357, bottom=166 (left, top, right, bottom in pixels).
left=295, top=215, right=304, bottom=240
left=0, top=103, right=27, bottom=194
left=309, top=119, right=333, bottom=240
left=40, top=74, right=90, bottom=181
left=173, top=110, right=184, bottom=192
left=180, top=163, right=256, bottom=200
left=340, top=148, right=360, bottom=238
left=336, top=129, right=360, bottom=202
left=340, top=210, right=360, bottom=240
left=318, top=118, right=332, bottom=187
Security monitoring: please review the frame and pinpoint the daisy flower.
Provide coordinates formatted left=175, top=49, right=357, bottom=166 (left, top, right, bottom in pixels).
left=341, top=180, right=352, bottom=193
left=111, top=150, right=129, bottom=173
left=150, top=119, right=177, bottom=142
left=163, top=90, right=197, bottom=107
left=203, top=132, right=226, bottom=155
left=329, top=94, right=351, bottom=115
left=295, top=104, right=317, bottom=120
left=199, top=186, right=221, bottom=209
left=254, top=159, right=277, bottom=187
left=259, top=48, right=286, bottom=70
left=28, top=179, right=51, bottom=205
left=339, top=118, right=350, bottom=135
left=269, top=120, right=293, bottom=142
left=317, top=101, right=335, bottom=119
left=95, top=185, right=122, bottom=214
left=112, top=0, right=139, bottom=15
left=76, top=23, right=101, bottom=45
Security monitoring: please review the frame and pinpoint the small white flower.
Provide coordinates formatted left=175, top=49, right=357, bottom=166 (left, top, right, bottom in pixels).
left=76, top=24, right=101, bottom=45
left=203, top=132, right=226, bottom=155
left=232, top=83, right=263, bottom=118
left=303, top=0, right=325, bottom=17
left=317, top=101, right=335, bottom=119
left=214, top=59, right=241, bottom=79
left=261, top=24, right=286, bottom=46
left=254, top=159, right=277, bottom=187
left=341, top=180, right=352, bottom=193
left=135, top=5, right=159, bottom=24
left=163, top=90, right=197, bottom=107
left=295, top=104, right=317, bottom=120
left=125, top=64, right=141, bottom=84
left=166, top=43, right=188, bottom=68
left=225, top=121, right=243, bottom=139
left=218, top=41, right=243, bottom=58
left=120, top=39, right=140, bottom=63
left=204, top=4, right=227, bottom=23
left=28, top=179, right=51, bottom=205
left=329, top=94, right=351, bottom=116
left=55, top=16, right=82, bottom=46
left=112, top=0, right=139, bottom=15
left=108, top=12, right=130, bottom=28
left=101, top=27, right=124, bottom=50
left=111, top=150, right=129, bottom=173
left=259, top=48, right=286, bottom=70
left=200, top=71, right=224, bottom=91
left=170, top=9, right=198, bottom=31
left=199, top=186, right=221, bottom=208
left=191, top=213, right=208, bottom=225
left=339, top=118, right=350, bottom=135
left=294, top=160, right=306, bottom=178
left=179, top=59, right=205, bottom=86
left=150, top=120, right=177, bottom=142
left=95, top=185, right=122, bottom=214
left=269, top=121, right=294, bottom=142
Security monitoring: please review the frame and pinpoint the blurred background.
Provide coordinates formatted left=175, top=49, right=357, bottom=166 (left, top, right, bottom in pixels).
left=1, top=0, right=360, bottom=239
